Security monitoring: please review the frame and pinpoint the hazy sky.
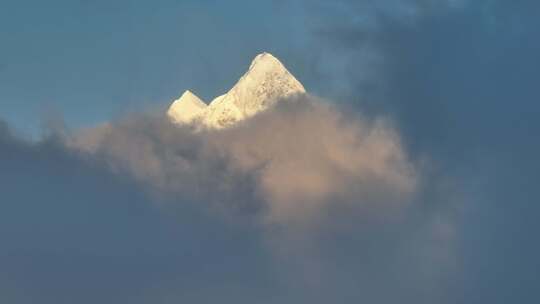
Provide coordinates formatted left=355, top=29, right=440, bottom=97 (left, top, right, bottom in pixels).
left=1, top=0, right=539, bottom=303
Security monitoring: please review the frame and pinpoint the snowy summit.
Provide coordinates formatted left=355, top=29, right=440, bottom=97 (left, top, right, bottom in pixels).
left=167, top=90, right=207, bottom=124
left=167, top=52, right=306, bottom=129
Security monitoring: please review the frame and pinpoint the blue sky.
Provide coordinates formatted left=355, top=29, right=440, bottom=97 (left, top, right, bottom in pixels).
left=0, top=0, right=313, bottom=135
left=1, top=0, right=540, bottom=303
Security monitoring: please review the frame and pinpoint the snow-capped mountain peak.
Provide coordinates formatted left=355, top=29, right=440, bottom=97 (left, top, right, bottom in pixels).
left=248, top=52, right=289, bottom=74
left=167, top=90, right=207, bottom=124
left=167, top=52, right=306, bottom=129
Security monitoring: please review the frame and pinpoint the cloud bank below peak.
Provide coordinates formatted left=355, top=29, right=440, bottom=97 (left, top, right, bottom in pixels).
left=70, top=95, right=417, bottom=225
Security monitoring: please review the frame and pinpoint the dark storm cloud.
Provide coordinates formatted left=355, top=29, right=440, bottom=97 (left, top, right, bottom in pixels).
left=0, top=122, right=278, bottom=303
left=0, top=101, right=453, bottom=303
left=0, top=98, right=456, bottom=304
left=0, top=95, right=450, bottom=304
left=296, top=0, right=540, bottom=303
